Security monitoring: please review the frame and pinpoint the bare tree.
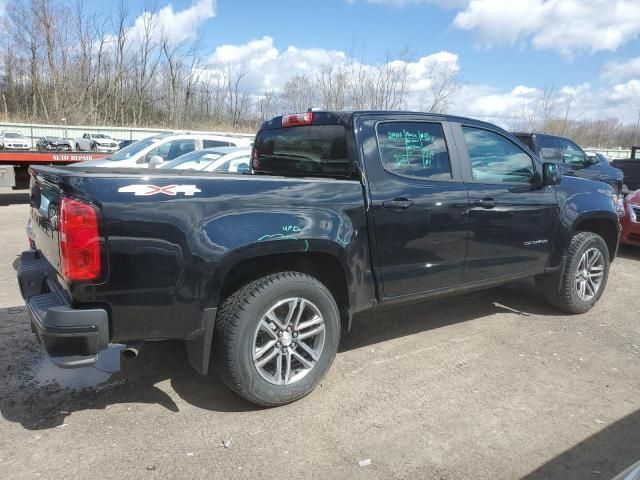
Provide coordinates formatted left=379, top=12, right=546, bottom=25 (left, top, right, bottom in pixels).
left=280, top=74, right=317, bottom=113
left=423, top=59, right=460, bottom=113
left=540, top=85, right=560, bottom=131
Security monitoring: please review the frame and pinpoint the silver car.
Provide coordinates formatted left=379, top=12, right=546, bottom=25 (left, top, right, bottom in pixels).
left=159, top=147, right=252, bottom=173
left=1, top=131, right=30, bottom=150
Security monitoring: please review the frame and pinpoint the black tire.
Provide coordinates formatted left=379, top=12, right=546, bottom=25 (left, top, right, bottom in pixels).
left=75, top=143, right=81, bottom=151
left=213, top=272, right=340, bottom=406
left=539, top=232, right=610, bottom=314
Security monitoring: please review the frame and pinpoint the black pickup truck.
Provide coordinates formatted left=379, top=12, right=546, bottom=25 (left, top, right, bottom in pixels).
left=18, top=111, right=620, bottom=406
left=512, top=131, right=624, bottom=195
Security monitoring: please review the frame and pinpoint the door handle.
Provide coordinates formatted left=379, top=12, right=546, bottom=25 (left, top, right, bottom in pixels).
left=474, top=198, right=496, bottom=209
left=383, top=198, right=414, bottom=209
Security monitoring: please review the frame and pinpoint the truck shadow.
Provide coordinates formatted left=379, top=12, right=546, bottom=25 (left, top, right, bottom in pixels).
left=341, top=278, right=559, bottom=352
left=522, top=408, right=640, bottom=480
left=0, top=280, right=560, bottom=430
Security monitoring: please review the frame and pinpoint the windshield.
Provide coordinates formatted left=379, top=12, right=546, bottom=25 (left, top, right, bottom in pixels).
left=253, top=125, right=352, bottom=178
left=93, top=134, right=110, bottom=139
left=47, top=136, right=63, bottom=141
left=4, top=132, right=23, bottom=139
left=106, top=138, right=160, bottom=161
left=161, top=151, right=224, bottom=170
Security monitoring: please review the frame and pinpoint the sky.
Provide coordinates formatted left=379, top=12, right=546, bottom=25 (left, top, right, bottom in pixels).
left=6, top=0, right=640, bottom=125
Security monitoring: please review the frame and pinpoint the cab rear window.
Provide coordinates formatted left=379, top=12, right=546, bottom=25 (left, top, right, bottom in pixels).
left=253, top=125, right=351, bottom=178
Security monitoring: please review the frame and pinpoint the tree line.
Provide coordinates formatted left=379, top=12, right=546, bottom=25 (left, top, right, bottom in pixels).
left=0, top=0, right=459, bottom=132
left=511, top=86, right=640, bottom=148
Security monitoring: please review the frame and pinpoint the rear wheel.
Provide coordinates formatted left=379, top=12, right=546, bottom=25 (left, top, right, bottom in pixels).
left=213, top=272, right=340, bottom=406
left=75, top=143, right=81, bottom=151
left=539, top=232, right=610, bottom=314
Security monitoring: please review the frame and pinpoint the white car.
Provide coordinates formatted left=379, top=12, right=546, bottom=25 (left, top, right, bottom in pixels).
left=0, top=131, right=30, bottom=150
left=159, top=147, right=252, bottom=173
left=74, top=133, right=252, bottom=168
left=75, top=133, right=119, bottom=153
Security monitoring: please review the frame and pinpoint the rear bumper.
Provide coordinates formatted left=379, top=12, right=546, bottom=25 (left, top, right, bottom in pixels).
left=17, top=250, right=110, bottom=368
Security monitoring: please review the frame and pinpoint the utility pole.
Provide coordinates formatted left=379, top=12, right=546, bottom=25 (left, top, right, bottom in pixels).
left=62, top=117, right=67, bottom=141
left=634, top=109, right=640, bottom=147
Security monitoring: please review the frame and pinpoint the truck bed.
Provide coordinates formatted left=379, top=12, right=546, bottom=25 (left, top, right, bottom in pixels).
left=27, top=164, right=368, bottom=343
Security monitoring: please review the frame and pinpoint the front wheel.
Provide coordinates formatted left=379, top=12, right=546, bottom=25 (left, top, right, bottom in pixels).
left=539, top=232, right=610, bottom=314
left=213, top=272, right=340, bottom=406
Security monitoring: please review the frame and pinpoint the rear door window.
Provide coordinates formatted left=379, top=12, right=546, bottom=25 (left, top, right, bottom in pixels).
left=376, top=122, right=451, bottom=180
left=253, top=125, right=351, bottom=177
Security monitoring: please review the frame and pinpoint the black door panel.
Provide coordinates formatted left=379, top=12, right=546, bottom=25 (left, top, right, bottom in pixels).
left=371, top=182, right=469, bottom=295
left=455, top=125, right=558, bottom=282
left=359, top=117, right=470, bottom=298
left=464, top=184, right=558, bottom=281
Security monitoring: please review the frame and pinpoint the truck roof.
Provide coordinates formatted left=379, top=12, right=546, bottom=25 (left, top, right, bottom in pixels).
left=261, top=110, right=510, bottom=133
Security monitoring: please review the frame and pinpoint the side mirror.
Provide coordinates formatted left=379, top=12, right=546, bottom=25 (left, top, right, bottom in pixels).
left=148, top=155, right=164, bottom=168
left=543, top=162, right=561, bottom=186
left=236, top=162, right=250, bottom=174
left=586, top=155, right=598, bottom=165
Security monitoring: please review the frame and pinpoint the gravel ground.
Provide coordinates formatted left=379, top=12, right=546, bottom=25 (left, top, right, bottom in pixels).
left=0, top=188, right=639, bottom=480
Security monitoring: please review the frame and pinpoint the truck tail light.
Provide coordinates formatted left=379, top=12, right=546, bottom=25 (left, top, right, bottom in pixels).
left=59, top=196, right=101, bottom=282
left=282, top=112, right=313, bottom=128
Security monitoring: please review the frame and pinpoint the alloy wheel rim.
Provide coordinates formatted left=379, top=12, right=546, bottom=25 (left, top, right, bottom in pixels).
left=574, top=247, right=605, bottom=301
left=252, top=297, right=326, bottom=386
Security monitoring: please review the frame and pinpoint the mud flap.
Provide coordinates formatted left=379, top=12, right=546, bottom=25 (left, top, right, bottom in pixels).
left=186, top=308, right=217, bottom=375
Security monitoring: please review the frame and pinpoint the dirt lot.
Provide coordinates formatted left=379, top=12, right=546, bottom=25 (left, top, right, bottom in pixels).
left=0, top=189, right=638, bottom=480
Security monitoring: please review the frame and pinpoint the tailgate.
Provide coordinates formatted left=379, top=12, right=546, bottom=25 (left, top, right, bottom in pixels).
left=28, top=168, right=64, bottom=274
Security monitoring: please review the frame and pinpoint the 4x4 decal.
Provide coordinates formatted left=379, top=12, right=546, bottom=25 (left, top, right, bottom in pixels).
left=118, top=184, right=201, bottom=196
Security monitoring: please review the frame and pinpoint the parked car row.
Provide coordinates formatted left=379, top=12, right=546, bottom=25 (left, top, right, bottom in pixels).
left=0, top=130, right=251, bottom=155
left=75, top=132, right=252, bottom=169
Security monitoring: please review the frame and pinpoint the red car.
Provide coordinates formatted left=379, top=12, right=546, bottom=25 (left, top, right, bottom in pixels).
left=620, top=190, right=640, bottom=246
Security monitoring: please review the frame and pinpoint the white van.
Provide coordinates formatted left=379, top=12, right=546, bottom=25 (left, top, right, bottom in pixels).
left=74, top=133, right=252, bottom=168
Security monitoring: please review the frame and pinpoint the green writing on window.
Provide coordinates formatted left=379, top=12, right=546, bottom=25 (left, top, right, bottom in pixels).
left=386, top=129, right=435, bottom=167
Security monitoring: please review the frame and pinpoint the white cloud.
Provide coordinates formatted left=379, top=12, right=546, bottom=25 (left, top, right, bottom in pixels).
left=453, top=0, right=640, bottom=56
left=129, top=0, right=216, bottom=46
left=602, top=57, right=640, bottom=82
left=452, top=80, right=640, bottom=126
left=358, top=0, right=468, bottom=7
left=208, top=36, right=349, bottom=93
left=608, top=79, right=640, bottom=104
left=454, top=84, right=542, bottom=123
left=207, top=36, right=459, bottom=102
left=204, top=35, right=640, bottom=125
